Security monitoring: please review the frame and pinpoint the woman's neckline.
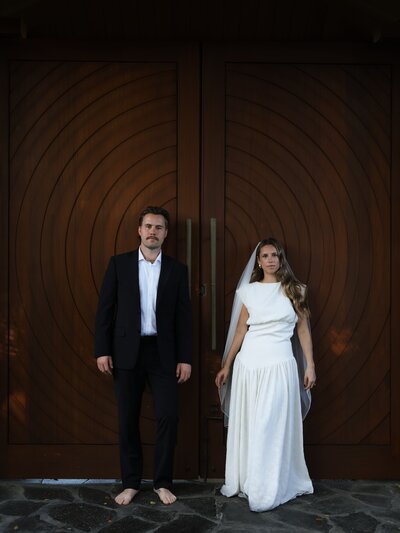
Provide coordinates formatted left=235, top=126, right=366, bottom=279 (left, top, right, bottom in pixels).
left=256, top=280, right=280, bottom=285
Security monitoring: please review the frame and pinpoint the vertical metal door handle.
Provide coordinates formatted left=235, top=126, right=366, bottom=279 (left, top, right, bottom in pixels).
left=210, top=217, right=217, bottom=350
left=186, top=218, right=192, bottom=297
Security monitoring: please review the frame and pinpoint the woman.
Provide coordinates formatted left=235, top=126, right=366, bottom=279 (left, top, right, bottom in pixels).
left=215, top=238, right=316, bottom=512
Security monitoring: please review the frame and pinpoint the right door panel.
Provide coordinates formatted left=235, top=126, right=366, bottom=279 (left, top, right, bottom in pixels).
left=201, top=48, right=399, bottom=478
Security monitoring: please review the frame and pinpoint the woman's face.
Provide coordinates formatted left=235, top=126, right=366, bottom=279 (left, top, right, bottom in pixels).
left=258, top=244, right=280, bottom=276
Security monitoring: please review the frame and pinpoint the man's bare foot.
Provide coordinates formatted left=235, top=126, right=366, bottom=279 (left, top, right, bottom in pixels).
left=115, top=488, right=139, bottom=505
left=153, top=488, right=177, bottom=505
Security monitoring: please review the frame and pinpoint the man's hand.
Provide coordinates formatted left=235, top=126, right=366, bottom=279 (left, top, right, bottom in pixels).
left=176, top=363, right=191, bottom=384
left=97, top=355, right=113, bottom=375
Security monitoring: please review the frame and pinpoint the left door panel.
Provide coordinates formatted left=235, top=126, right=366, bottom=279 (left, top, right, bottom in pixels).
left=1, top=44, right=199, bottom=478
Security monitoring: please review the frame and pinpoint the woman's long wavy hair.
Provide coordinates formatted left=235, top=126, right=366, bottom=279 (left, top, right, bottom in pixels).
left=250, top=238, right=310, bottom=317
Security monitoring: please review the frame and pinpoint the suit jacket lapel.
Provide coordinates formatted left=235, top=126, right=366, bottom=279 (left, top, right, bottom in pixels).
left=157, top=254, right=173, bottom=308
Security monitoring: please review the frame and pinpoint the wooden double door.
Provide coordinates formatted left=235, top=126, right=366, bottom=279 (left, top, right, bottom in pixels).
left=1, top=43, right=399, bottom=479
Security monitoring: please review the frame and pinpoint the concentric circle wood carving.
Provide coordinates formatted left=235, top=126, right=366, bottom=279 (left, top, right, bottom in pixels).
left=9, top=61, right=177, bottom=444
left=225, top=64, right=390, bottom=445
left=6, top=55, right=394, bottom=479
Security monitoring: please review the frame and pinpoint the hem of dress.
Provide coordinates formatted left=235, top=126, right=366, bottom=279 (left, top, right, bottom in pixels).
left=220, top=484, right=237, bottom=498
left=220, top=484, right=314, bottom=513
left=249, top=487, right=314, bottom=513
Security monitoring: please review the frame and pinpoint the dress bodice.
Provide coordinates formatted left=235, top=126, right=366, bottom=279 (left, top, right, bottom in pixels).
left=237, top=282, right=297, bottom=341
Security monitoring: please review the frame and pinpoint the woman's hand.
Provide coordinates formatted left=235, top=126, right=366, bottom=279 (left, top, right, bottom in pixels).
left=215, top=366, right=230, bottom=388
left=304, top=365, right=316, bottom=390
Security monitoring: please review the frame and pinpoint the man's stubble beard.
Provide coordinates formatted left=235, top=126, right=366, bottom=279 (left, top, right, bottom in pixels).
left=142, top=240, right=161, bottom=251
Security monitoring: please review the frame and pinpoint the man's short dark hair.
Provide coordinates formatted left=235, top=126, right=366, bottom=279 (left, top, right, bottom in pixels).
left=139, top=206, right=170, bottom=228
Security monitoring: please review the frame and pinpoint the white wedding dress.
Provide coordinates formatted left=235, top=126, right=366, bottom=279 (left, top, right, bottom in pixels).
left=220, top=281, right=313, bottom=512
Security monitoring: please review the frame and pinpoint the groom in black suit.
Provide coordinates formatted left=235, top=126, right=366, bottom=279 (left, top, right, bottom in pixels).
left=95, top=206, right=192, bottom=505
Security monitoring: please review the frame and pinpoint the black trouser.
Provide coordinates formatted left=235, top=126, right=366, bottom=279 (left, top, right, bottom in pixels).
left=113, top=337, right=178, bottom=490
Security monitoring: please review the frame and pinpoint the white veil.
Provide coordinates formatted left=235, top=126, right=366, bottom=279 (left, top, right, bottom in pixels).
left=219, top=244, right=311, bottom=427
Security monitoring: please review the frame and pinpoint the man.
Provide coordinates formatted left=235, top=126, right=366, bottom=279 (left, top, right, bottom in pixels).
left=95, top=206, right=192, bottom=505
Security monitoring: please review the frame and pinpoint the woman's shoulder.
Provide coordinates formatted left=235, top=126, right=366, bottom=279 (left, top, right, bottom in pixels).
left=237, top=281, right=262, bottom=300
left=236, top=282, right=253, bottom=299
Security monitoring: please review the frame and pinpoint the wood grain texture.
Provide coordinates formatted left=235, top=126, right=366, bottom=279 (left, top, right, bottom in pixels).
left=391, top=65, right=400, bottom=456
left=202, top=45, right=397, bottom=478
left=0, top=58, right=9, bottom=449
left=2, top=41, right=399, bottom=480
left=9, top=60, right=178, bottom=445
left=225, top=63, right=391, bottom=445
left=2, top=43, right=200, bottom=479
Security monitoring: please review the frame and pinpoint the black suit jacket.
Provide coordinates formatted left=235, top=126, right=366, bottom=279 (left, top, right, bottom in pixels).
left=94, top=249, right=192, bottom=372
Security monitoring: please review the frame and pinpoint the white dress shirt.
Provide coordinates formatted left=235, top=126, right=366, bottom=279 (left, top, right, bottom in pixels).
left=138, top=248, right=162, bottom=336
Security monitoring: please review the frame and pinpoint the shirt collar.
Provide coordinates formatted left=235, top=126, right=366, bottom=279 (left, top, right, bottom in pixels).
left=138, top=247, right=162, bottom=264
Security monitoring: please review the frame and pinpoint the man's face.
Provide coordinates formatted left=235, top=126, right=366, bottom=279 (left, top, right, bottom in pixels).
left=138, top=214, right=168, bottom=251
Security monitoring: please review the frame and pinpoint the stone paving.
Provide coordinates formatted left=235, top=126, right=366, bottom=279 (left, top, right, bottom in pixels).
left=0, top=479, right=399, bottom=532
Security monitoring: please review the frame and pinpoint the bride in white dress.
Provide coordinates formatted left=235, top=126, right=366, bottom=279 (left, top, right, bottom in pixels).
left=215, top=238, right=316, bottom=512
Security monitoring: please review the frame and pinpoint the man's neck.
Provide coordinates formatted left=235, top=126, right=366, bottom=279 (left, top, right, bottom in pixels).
left=140, top=245, right=161, bottom=263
